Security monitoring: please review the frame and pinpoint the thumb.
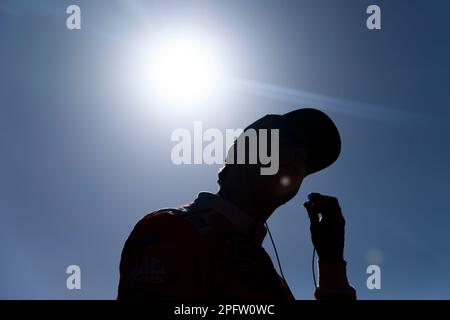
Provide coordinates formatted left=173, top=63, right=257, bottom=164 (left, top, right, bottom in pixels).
left=304, top=201, right=319, bottom=225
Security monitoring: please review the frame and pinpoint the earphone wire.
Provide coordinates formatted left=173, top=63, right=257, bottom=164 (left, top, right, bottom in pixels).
left=265, top=222, right=286, bottom=283
left=265, top=221, right=319, bottom=291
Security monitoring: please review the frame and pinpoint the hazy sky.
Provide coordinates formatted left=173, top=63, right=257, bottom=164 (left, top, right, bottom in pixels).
left=1, top=0, right=450, bottom=299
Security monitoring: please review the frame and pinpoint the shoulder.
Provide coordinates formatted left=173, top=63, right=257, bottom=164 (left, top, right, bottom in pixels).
left=128, top=208, right=196, bottom=243
left=120, top=209, right=202, bottom=272
left=125, top=207, right=214, bottom=249
left=138, top=207, right=213, bottom=234
left=135, top=208, right=190, bottom=231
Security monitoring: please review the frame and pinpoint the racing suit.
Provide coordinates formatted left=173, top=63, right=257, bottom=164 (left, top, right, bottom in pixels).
left=118, top=192, right=356, bottom=300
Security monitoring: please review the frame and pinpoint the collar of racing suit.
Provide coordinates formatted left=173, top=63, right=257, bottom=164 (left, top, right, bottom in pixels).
left=183, top=192, right=268, bottom=246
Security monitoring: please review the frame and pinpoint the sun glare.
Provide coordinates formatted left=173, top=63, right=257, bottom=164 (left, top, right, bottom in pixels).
left=128, top=34, right=223, bottom=106
left=152, top=38, right=219, bottom=102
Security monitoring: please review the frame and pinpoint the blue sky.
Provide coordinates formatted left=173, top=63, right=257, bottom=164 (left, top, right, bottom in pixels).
left=1, top=0, right=450, bottom=299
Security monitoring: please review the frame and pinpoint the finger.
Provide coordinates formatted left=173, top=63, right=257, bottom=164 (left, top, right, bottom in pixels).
left=321, top=202, right=345, bottom=226
left=307, top=192, right=322, bottom=202
left=308, top=193, right=344, bottom=225
left=309, top=194, right=340, bottom=213
left=308, top=193, right=338, bottom=208
left=304, top=201, right=319, bottom=225
left=308, top=193, right=339, bottom=215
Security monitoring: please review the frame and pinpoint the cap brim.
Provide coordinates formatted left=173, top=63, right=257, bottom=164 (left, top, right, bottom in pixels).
left=280, top=108, right=341, bottom=175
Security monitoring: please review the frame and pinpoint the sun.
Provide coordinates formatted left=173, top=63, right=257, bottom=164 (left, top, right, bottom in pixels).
left=126, top=33, right=223, bottom=107
left=150, top=37, right=220, bottom=103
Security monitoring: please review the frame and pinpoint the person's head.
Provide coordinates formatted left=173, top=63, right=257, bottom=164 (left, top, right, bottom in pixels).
left=217, top=108, right=341, bottom=219
left=218, top=145, right=307, bottom=209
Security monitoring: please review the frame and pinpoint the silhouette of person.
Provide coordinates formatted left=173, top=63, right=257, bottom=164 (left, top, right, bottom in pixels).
left=117, top=108, right=356, bottom=300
